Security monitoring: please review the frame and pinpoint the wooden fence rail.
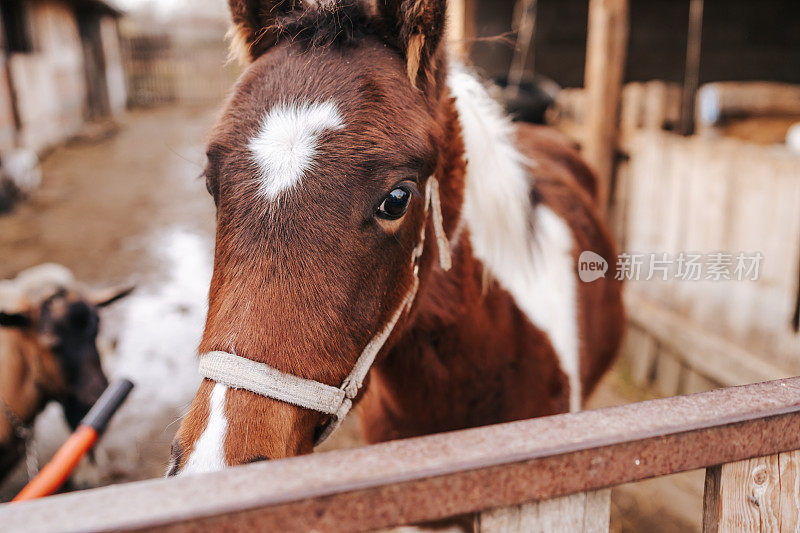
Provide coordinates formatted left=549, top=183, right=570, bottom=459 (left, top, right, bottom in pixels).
left=1, top=378, right=800, bottom=532
left=121, top=33, right=239, bottom=108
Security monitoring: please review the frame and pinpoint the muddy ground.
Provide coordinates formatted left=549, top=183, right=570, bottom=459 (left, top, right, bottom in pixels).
left=0, top=105, right=702, bottom=530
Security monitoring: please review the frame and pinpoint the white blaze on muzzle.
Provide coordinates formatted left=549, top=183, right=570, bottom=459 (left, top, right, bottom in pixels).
left=198, top=177, right=452, bottom=445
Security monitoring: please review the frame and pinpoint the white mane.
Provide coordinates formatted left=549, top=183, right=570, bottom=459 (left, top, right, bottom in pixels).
left=447, top=65, right=582, bottom=412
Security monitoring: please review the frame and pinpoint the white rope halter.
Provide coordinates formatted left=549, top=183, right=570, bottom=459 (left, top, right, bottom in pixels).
left=198, top=177, right=452, bottom=445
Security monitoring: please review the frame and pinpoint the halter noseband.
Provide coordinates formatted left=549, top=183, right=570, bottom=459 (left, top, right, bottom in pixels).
left=198, top=177, right=452, bottom=445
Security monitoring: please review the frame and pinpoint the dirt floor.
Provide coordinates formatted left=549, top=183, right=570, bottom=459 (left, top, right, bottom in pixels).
left=0, top=105, right=704, bottom=530
left=0, top=105, right=218, bottom=498
left=0, top=107, right=216, bottom=282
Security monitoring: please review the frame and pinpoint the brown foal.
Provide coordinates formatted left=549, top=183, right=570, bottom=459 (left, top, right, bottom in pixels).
left=169, top=0, right=624, bottom=476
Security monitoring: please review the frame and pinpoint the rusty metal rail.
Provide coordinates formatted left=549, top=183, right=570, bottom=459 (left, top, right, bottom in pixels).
left=2, top=378, right=800, bottom=532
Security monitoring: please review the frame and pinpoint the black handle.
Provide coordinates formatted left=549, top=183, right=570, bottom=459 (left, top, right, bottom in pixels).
left=80, top=379, right=135, bottom=435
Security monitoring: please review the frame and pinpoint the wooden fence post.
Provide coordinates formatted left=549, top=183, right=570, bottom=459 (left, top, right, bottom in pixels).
left=679, top=0, right=704, bottom=135
left=582, top=0, right=629, bottom=216
left=703, top=450, right=800, bottom=531
left=446, top=0, right=476, bottom=60
left=477, top=489, right=611, bottom=532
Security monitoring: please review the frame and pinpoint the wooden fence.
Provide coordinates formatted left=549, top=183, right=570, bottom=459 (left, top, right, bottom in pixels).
left=612, top=130, right=800, bottom=397
left=553, top=81, right=800, bottom=399
left=548, top=43, right=800, bottom=430
left=120, top=32, right=239, bottom=108
left=1, top=377, right=800, bottom=531
left=548, top=80, right=683, bottom=147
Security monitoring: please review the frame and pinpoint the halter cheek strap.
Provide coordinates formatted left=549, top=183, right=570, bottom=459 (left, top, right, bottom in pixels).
left=198, top=177, right=451, bottom=446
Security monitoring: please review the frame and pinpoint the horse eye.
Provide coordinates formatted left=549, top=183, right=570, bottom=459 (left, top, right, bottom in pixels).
left=377, top=188, right=411, bottom=220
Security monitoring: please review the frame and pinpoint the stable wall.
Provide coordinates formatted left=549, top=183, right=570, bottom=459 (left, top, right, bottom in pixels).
left=99, top=16, right=125, bottom=117
left=466, top=0, right=800, bottom=88
left=9, top=0, right=87, bottom=153
left=0, top=55, right=18, bottom=153
left=614, top=131, right=800, bottom=395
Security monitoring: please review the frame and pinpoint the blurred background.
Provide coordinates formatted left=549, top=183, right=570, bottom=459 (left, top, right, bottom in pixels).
left=0, top=0, right=797, bottom=531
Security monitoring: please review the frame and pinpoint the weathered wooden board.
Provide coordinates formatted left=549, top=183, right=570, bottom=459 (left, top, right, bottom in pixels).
left=445, top=0, right=476, bottom=59
left=654, top=348, right=684, bottom=398
left=683, top=370, right=718, bottom=396
left=477, top=490, right=611, bottom=533
left=621, top=131, right=800, bottom=383
left=703, top=450, right=800, bottom=532
left=3, top=378, right=800, bottom=532
left=623, top=326, right=658, bottom=388
left=696, top=82, right=800, bottom=125
left=779, top=452, right=800, bottom=533
left=582, top=0, right=629, bottom=212
left=626, top=290, right=791, bottom=387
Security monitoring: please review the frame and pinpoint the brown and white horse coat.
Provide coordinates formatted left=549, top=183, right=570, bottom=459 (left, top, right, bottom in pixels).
left=170, top=0, right=624, bottom=476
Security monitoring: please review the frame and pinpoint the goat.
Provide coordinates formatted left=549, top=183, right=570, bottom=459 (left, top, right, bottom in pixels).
left=0, top=264, right=132, bottom=482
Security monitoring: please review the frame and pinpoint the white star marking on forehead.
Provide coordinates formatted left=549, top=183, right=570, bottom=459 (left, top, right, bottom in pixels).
left=249, top=100, right=345, bottom=200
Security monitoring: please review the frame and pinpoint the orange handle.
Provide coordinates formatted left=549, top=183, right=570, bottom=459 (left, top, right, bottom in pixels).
left=12, top=425, right=97, bottom=502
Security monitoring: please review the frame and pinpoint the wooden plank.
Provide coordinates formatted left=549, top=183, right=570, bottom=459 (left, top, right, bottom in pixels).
left=626, top=290, right=791, bottom=386
left=620, top=132, right=656, bottom=257
left=696, top=82, right=800, bottom=124
left=779, top=451, right=800, bottom=532
left=703, top=465, right=723, bottom=532
left=582, top=0, right=629, bottom=214
left=3, top=379, right=800, bottom=532
left=478, top=501, right=543, bottom=532
left=654, top=350, right=684, bottom=398
left=733, top=456, right=781, bottom=530
left=506, top=0, right=538, bottom=96
left=623, top=326, right=658, bottom=388
left=608, top=155, right=629, bottom=244
left=583, top=489, right=612, bottom=533
left=534, top=493, right=587, bottom=532
left=703, top=451, right=800, bottom=532
left=477, top=490, right=610, bottom=532
left=679, top=0, right=704, bottom=134
left=766, top=158, right=800, bottom=368
left=651, top=131, right=688, bottom=305
left=643, top=80, right=669, bottom=130
left=703, top=458, right=777, bottom=531
left=683, top=370, right=718, bottom=396
left=446, top=0, right=476, bottom=59
left=621, top=131, right=800, bottom=367
left=795, top=246, right=800, bottom=337
left=721, top=147, right=774, bottom=357
left=620, top=82, right=644, bottom=132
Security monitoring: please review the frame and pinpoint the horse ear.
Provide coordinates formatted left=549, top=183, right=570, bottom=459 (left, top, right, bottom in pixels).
left=227, top=0, right=304, bottom=64
left=377, top=0, right=448, bottom=89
